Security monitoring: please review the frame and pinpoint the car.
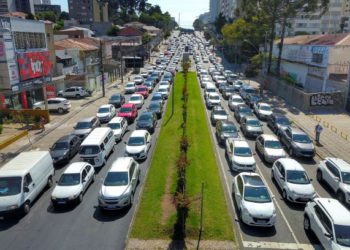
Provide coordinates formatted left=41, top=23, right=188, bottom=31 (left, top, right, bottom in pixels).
left=51, top=162, right=95, bottom=208
left=98, top=157, right=140, bottom=210
left=117, top=103, right=138, bottom=124
left=151, top=93, right=164, bottom=105
left=129, top=94, right=144, bottom=109
left=50, top=135, right=81, bottom=165
left=33, top=97, right=71, bottom=114
left=240, top=85, right=257, bottom=100
left=210, top=106, right=228, bottom=126
left=254, top=102, right=273, bottom=120
left=108, top=93, right=125, bottom=108
left=159, top=81, right=170, bottom=89
left=158, top=86, right=170, bottom=99
left=125, top=82, right=136, bottom=94
left=317, top=158, right=350, bottom=205
left=58, top=86, right=88, bottom=98
left=233, top=172, right=276, bottom=227
left=246, top=94, right=262, bottom=108
left=163, top=73, right=173, bottom=83
left=225, top=138, right=256, bottom=172
left=73, top=117, right=100, bottom=139
left=267, top=113, right=291, bottom=136
left=234, top=104, right=254, bottom=122
left=304, top=198, right=350, bottom=249
left=147, top=101, right=163, bottom=119
left=143, top=82, right=154, bottom=92
left=201, top=80, right=213, bottom=89
left=218, top=82, right=227, bottom=93
left=279, top=126, right=315, bottom=158
left=125, top=130, right=152, bottom=161
left=96, top=104, right=116, bottom=123
left=135, top=85, right=149, bottom=99
left=136, top=111, right=157, bottom=133
left=228, top=94, right=245, bottom=111
left=271, top=158, right=315, bottom=203
left=222, top=86, right=236, bottom=100
left=107, top=117, right=128, bottom=142
left=206, top=92, right=221, bottom=109
left=145, top=77, right=156, bottom=88
left=240, top=116, right=263, bottom=138
left=134, top=75, right=144, bottom=85
left=233, top=80, right=245, bottom=91
left=141, top=71, right=149, bottom=78
left=255, top=134, right=286, bottom=163
left=213, top=75, right=226, bottom=84
left=216, top=121, right=240, bottom=145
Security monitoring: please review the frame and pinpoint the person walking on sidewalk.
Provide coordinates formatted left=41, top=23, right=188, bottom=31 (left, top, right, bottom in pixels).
left=39, top=116, right=46, bottom=133
left=315, top=123, right=323, bottom=145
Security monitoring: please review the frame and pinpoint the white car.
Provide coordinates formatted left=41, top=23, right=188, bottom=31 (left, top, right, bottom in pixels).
left=141, top=71, right=149, bottom=78
left=158, top=86, right=170, bottom=99
left=201, top=80, right=213, bottom=89
left=125, top=130, right=151, bottom=161
left=233, top=172, right=276, bottom=227
left=317, top=157, right=350, bottom=205
left=108, top=117, right=128, bottom=142
left=58, top=86, right=88, bottom=98
left=228, top=94, right=245, bottom=111
left=129, top=94, right=144, bottom=109
left=125, top=82, right=136, bottom=94
left=254, top=102, right=273, bottom=120
left=51, top=162, right=95, bottom=207
left=272, top=158, right=316, bottom=203
left=225, top=139, right=256, bottom=171
left=33, top=97, right=71, bottom=114
left=304, top=198, right=350, bottom=250
left=96, top=104, right=116, bottom=123
left=159, top=81, right=170, bottom=89
left=98, top=157, right=140, bottom=210
left=134, top=75, right=144, bottom=85
left=255, top=134, right=287, bottom=163
left=206, top=92, right=221, bottom=109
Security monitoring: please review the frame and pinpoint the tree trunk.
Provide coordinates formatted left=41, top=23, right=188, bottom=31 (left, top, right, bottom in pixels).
left=276, top=15, right=287, bottom=76
left=267, top=16, right=276, bottom=74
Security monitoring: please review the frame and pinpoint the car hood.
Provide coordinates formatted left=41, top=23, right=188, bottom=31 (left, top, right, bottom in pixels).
left=287, top=182, right=315, bottom=195
left=259, top=110, right=273, bottom=116
left=125, top=86, right=135, bottom=90
left=74, top=128, right=91, bottom=135
left=213, top=114, right=228, bottom=120
left=126, top=145, right=146, bottom=154
left=51, top=149, right=69, bottom=158
left=118, top=112, right=132, bottom=117
left=294, top=142, right=314, bottom=151
left=234, top=155, right=255, bottom=165
left=265, top=148, right=286, bottom=157
left=52, top=185, right=82, bottom=198
left=244, top=201, right=275, bottom=217
left=230, top=101, right=244, bottom=106
left=129, top=100, right=142, bottom=104
left=246, top=126, right=263, bottom=132
left=112, top=129, right=122, bottom=136
left=100, top=185, right=129, bottom=198
left=97, top=113, right=110, bottom=118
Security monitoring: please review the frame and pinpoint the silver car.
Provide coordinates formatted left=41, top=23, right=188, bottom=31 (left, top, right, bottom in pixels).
left=256, top=134, right=286, bottom=163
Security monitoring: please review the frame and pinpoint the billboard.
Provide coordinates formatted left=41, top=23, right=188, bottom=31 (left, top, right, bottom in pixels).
left=17, top=51, right=52, bottom=81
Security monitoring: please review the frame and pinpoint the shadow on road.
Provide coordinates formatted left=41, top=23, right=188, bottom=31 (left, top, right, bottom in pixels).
left=92, top=206, right=129, bottom=222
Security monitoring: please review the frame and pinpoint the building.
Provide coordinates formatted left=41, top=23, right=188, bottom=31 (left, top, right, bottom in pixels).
left=220, top=0, right=236, bottom=21
left=42, top=0, right=51, bottom=4
left=68, top=0, right=108, bottom=24
left=55, top=26, right=95, bottom=39
left=198, top=12, right=210, bottom=24
left=34, top=4, right=61, bottom=15
left=0, top=0, right=35, bottom=14
left=209, top=0, right=221, bottom=23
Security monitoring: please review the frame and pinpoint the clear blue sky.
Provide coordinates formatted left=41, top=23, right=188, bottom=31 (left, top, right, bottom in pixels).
left=52, top=0, right=209, bottom=28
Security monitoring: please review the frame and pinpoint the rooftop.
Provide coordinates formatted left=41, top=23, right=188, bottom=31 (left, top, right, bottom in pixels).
left=110, top=157, right=133, bottom=172
left=64, top=162, right=88, bottom=174
left=278, top=33, right=350, bottom=46
left=278, top=158, right=304, bottom=171
left=55, top=38, right=99, bottom=51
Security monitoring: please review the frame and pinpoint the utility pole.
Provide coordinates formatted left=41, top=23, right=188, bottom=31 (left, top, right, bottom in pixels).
left=100, top=39, right=105, bottom=97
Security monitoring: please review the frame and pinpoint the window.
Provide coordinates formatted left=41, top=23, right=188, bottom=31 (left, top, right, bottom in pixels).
left=237, top=176, right=243, bottom=195
left=314, top=205, right=333, bottom=235
left=85, top=165, right=91, bottom=173
left=326, top=161, right=340, bottom=178
left=286, top=130, right=292, bottom=138
left=312, top=53, right=323, bottom=64
left=24, top=173, right=33, bottom=187
left=104, top=136, right=109, bottom=144
left=82, top=170, right=87, bottom=181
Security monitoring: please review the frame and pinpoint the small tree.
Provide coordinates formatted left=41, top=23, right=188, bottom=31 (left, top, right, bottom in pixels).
left=107, top=25, right=120, bottom=36
left=142, top=32, right=152, bottom=44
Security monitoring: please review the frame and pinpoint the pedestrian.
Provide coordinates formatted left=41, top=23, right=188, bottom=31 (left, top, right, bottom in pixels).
left=39, top=116, right=46, bottom=132
left=315, top=122, right=323, bottom=145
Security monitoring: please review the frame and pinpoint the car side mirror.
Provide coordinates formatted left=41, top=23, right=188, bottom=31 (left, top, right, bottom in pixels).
left=23, top=186, right=29, bottom=193
left=324, top=233, right=333, bottom=239
left=124, top=141, right=127, bottom=145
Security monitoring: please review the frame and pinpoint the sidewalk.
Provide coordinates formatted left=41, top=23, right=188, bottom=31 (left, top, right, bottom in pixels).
left=248, top=79, right=350, bottom=163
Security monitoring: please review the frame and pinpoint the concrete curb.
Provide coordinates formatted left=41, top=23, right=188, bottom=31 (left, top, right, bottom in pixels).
left=0, top=130, right=28, bottom=150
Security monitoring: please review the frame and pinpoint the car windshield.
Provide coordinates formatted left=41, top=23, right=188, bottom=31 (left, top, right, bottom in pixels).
left=104, top=172, right=129, bottom=186
left=79, top=145, right=100, bottom=155
left=244, top=186, right=271, bottom=203
left=247, top=120, right=260, bottom=127
left=341, top=172, right=350, bottom=185
left=222, top=125, right=237, bottom=133
left=149, top=103, right=160, bottom=110
left=120, top=107, right=132, bottom=113
left=139, top=114, right=152, bottom=121
left=158, top=88, right=167, bottom=92
left=232, top=98, right=243, bottom=103
left=128, top=136, right=145, bottom=146
left=286, top=170, right=310, bottom=184
left=58, top=173, right=80, bottom=186
left=293, top=134, right=311, bottom=143
left=98, top=107, right=110, bottom=113
left=75, top=122, right=91, bottom=129
left=335, top=224, right=350, bottom=247
left=209, top=95, right=220, bottom=100
left=137, top=87, right=147, bottom=92
left=276, top=117, right=290, bottom=125
left=108, top=123, right=121, bottom=129
left=52, top=142, right=69, bottom=150
left=234, top=147, right=252, bottom=157
left=130, top=96, right=141, bottom=101
left=240, top=107, right=252, bottom=114
left=0, top=177, right=22, bottom=196
left=152, top=96, right=162, bottom=101
left=265, top=140, right=282, bottom=149
left=214, top=110, right=227, bottom=116
left=126, top=84, right=134, bottom=88
left=246, top=89, right=256, bottom=94
left=260, top=105, right=272, bottom=111
left=110, top=95, right=120, bottom=100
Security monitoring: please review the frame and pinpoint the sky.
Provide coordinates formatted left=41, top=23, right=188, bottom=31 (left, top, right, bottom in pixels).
left=51, top=0, right=209, bottom=28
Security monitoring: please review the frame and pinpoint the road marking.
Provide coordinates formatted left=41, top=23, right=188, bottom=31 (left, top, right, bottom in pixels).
left=243, top=241, right=322, bottom=250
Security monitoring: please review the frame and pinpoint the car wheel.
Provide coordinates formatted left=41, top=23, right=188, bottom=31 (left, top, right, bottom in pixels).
left=78, top=193, right=83, bottom=203
left=282, top=190, right=288, bottom=201
left=304, top=216, right=311, bottom=232
left=23, top=201, right=30, bottom=214
left=47, top=176, right=53, bottom=188
left=337, top=191, right=346, bottom=204
left=58, top=107, right=64, bottom=114
left=92, top=174, right=95, bottom=183
left=289, top=147, right=294, bottom=156
left=316, top=170, right=323, bottom=183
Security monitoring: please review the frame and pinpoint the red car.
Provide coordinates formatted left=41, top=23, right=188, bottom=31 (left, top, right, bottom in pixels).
left=117, top=103, right=138, bottom=123
left=135, top=85, right=149, bottom=99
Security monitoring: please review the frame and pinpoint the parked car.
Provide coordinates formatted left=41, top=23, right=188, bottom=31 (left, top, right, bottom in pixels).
left=210, top=106, right=228, bottom=126
left=304, top=198, right=350, bottom=250
left=255, top=134, right=286, bottom=163
left=134, top=75, right=144, bottom=85
left=73, top=117, right=100, bottom=139
left=125, top=82, right=136, bottom=94
left=246, top=94, right=262, bottom=108
left=125, top=130, right=152, bottom=161
left=118, top=103, right=138, bottom=124
left=136, top=111, right=158, bottom=133
left=58, top=86, right=88, bottom=98
left=51, top=162, right=95, bottom=208
left=254, top=102, right=273, bottom=120
left=228, top=94, right=245, bottom=111
left=129, top=94, right=144, bottom=109
left=225, top=138, right=256, bottom=172
left=33, top=98, right=71, bottom=114
left=240, top=116, right=263, bottom=138
left=107, top=117, right=128, bottom=142
left=234, top=104, right=254, bottom=122
left=98, top=157, right=140, bottom=210
left=272, top=158, right=315, bottom=203
left=50, top=134, right=81, bottom=165
left=267, top=113, right=291, bottom=136
left=279, top=126, right=315, bottom=158
left=108, top=93, right=125, bottom=108
left=233, top=172, right=276, bottom=227
left=96, top=104, right=116, bottom=123
left=317, top=157, right=350, bottom=205
left=216, top=121, right=240, bottom=145
left=147, top=101, right=163, bottom=119
left=206, top=92, right=221, bottom=109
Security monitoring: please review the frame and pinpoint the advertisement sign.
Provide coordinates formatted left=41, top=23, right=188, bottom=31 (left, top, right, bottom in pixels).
left=0, top=17, right=11, bottom=30
left=46, top=85, right=56, bottom=98
left=8, top=61, right=19, bottom=84
left=17, top=51, right=52, bottom=81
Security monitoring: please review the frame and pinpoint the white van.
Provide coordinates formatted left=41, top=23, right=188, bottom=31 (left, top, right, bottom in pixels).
left=0, top=151, right=54, bottom=216
left=204, top=82, right=216, bottom=100
left=79, top=127, right=115, bottom=167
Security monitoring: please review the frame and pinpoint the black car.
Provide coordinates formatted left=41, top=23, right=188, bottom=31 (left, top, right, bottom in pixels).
left=246, top=94, right=262, bottom=108
left=108, top=93, right=125, bottom=108
left=218, top=83, right=228, bottom=93
left=215, top=121, right=240, bottom=145
left=222, top=86, right=236, bottom=100
left=50, top=134, right=81, bottom=165
left=145, top=78, right=156, bottom=88
left=267, top=113, right=291, bottom=135
left=147, top=101, right=163, bottom=119
left=234, top=104, right=254, bottom=122
left=136, top=111, right=158, bottom=133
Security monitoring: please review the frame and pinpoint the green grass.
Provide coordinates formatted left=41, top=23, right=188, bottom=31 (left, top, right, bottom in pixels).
left=131, top=72, right=234, bottom=241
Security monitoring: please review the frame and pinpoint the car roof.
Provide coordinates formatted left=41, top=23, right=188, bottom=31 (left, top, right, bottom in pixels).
left=122, top=103, right=135, bottom=108
left=221, top=121, right=235, bottom=126
left=99, top=104, right=112, bottom=109
left=213, top=106, right=224, bottom=111
left=139, top=111, right=153, bottom=116
left=315, top=198, right=350, bottom=225
left=130, top=129, right=148, bottom=137
left=49, top=97, right=67, bottom=101
left=78, top=116, right=95, bottom=123
left=240, top=173, right=265, bottom=187
left=260, top=134, right=278, bottom=141
left=209, top=92, right=219, bottom=96
left=245, top=116, right=259, bottom=121
left=64, top=162, right=88, bottom=174
left=326, top=158, right=350, bottom=172
left=109, top=157, right=133, bottom=172
left=111, top=93, right=122, bottom=97
left=272, top=113, right=287, bottom=119
left=278, top=158, right=304, bottom=171
left=234, top=140, right=249, bottom=147
left=109, top=117, right=124, bottom=123
left=55, top=134, right=76, bottom=143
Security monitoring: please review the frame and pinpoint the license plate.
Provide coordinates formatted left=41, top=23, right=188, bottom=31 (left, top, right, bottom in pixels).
left=58, top=201, right=66, bottom=204
left=257, top=220, right=267, bottom=223
left=107, top=205, right=116, bottom=209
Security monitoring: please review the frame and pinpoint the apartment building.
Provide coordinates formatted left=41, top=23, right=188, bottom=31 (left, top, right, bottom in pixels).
left=220, top=0, right=236, bottom=21
left=68, top=0, right=108, bottom=24
left=0, top=0, right=35, bottom=14
left=209, top=0, right=221, bottom=22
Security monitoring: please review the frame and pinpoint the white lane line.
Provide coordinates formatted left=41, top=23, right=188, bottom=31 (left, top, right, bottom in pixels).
left=243, top=241, right=322, bottom=250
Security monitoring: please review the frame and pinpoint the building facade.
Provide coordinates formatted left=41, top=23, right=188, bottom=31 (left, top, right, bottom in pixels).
left=209, top=0, right=221, bottom=22
left=0, top=0, right=35, bottom=14
left=220, top=0, right=236, bottom=21
left=34, top=4, right=61, bottom=15
left=68, top=0, right=108, bottom=24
